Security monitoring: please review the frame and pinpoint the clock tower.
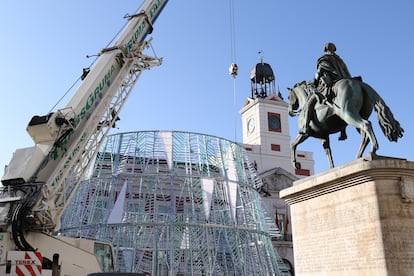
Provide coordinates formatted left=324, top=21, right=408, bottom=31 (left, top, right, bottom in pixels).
left=240, top=59, right=314, bottom=176
left=239, top=59, right=314, bottom=274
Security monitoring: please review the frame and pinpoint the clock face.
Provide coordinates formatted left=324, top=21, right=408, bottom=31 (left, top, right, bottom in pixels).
left=247, top=118, right=255, bottom=133
left=268, top=113, right=281, bottom=132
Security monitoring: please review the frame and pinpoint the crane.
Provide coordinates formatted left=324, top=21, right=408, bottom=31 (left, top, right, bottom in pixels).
left=0, top=0, right=168, bottom=275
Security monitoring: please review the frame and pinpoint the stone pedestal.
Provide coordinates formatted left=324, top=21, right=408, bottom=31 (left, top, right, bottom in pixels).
left=280, top=156, right=414, bottom=276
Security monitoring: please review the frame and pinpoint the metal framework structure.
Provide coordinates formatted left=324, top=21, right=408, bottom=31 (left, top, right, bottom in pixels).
left=60, top=131, right=284, bottom=275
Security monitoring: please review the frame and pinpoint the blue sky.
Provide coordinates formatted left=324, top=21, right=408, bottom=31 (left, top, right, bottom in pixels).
left=0, top=1, right=412, bottom=175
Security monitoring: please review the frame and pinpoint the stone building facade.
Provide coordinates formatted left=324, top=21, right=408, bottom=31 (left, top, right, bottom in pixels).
left=239, top=60, right=316, bottom=275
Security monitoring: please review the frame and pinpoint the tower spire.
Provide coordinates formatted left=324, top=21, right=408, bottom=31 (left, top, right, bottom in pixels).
left=258, top=50, right=264, bottom=64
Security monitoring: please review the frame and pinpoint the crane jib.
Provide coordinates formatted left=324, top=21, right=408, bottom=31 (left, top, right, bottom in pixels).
left=76, top=65, right=116, bottom=127
left=126, top=21, right=147, bottom=53
left=51, top=64, right=116, bottom=159
left=125, top=0, right=166, bottom=52
left=50, top=132, right=87, bottom=187
left=47, top=0, right=170, bottom=188
left=49, top=65, right=117, bottom=181
left=148, top=0, right=163, bottom=19
left=47, top=59, right=119, bottom=188
left=46, top=0, right=170, bottom=189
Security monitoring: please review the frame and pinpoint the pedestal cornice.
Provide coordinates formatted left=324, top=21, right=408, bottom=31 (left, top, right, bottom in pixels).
left=280, top=155, right=412, bottom=205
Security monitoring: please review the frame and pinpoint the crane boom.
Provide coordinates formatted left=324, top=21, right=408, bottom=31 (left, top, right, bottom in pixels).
left=0, top=0, right=168, bottom=274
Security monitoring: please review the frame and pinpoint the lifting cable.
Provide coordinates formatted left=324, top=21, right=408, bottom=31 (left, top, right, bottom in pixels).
left=228, top=0, right=238, bottom=142
left=48, top=12, right=131, bottom=114
left=229, top=0, right=237, bottom=67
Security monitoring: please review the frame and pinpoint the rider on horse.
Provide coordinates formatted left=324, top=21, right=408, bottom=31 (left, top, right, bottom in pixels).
left=301, top=42, right=351, bottom=140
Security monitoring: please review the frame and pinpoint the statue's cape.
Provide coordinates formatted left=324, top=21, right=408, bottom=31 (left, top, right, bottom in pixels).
left=317, top=54, right=351, bottom=79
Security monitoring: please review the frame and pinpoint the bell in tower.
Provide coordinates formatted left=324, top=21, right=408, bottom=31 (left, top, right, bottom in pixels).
left=250, top=58, right=276, bottom=99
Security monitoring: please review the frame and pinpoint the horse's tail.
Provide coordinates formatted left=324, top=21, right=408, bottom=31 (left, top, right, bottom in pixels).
left=362, top=82, right=404, bottom=142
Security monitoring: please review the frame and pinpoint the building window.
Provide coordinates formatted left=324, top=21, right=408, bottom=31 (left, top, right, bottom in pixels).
left=295, top=168, right=310, bottom=176
left=271, top=144, right=280, bottom=151
left=274, top=210, right=290, bottom=241
left=267, top=112, right=281, bottom=132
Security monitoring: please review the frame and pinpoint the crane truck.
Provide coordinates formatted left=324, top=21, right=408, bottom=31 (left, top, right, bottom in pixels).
left=0, top=0, right=168, bottom=275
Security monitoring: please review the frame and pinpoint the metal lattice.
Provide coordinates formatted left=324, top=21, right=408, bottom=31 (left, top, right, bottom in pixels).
left=60, top=131, right=283, bottom=275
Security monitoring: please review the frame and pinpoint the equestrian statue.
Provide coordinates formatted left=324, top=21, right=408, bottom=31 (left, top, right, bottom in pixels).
left=288, top=42, right=404, bottom=169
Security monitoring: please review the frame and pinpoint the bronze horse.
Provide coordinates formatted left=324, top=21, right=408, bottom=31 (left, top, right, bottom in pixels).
left=288, top=79, right=403, bottom=169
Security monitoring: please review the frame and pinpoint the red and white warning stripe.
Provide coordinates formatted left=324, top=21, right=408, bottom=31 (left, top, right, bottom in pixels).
left=8, top=251, right=42, bottom=276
